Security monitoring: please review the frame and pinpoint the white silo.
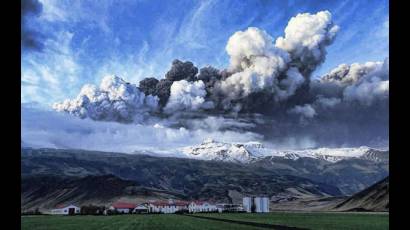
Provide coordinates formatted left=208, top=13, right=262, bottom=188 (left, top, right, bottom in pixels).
left=254, top=197, right=262, bottom=213
left=261, top=197, right=269, bottom=212
left=243, top=197, right=252, bottom=213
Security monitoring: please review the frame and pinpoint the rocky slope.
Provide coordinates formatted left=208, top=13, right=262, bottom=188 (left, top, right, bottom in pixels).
left=21, top=148, right=342, bottom=210
left=333, top=176, right=389, bottom=212
left=252, top=155, right=388, bottom=195
left=21, top=174, right=182, bottom=211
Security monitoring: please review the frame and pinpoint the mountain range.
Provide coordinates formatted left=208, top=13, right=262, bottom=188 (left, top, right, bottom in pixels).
left=179, top=139, right=388, bottom=164
left=179, top=139, right=389, bottom=195
left=21, top=143, right=388, bottom=211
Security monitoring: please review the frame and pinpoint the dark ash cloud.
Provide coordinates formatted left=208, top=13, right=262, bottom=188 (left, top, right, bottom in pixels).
left=165, top=59, right=198, bottom=82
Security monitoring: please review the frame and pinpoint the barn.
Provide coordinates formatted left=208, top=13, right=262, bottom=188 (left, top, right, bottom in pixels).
left=51, top=204, right=80, bottom=215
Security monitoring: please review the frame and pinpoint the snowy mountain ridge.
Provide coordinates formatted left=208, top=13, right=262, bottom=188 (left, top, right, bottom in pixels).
left=180, top=139, right=387, bottom=163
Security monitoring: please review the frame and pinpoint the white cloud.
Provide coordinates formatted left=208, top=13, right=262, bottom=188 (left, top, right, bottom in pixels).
left=164, top=80, right=213, bottom=112
left=321, top=59, right=389, bottom=106
left=214, top=11, right=338, bottom=107
left=275, top=10, right=339, bottom=74
left=53, top=75, right=158, bottom=122
left=322, top=61, right=385, bottom=85
left=217, top=27, right=290, bottom=100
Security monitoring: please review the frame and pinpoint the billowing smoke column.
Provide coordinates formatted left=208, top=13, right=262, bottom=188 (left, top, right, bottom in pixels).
left=275, top=11, right=339, bottom=76
left=215, top=27, right=291, bottom=104
left=53, top=75, right=158, bottom=122
left=139, top=77, right=159, bottom=95
left=164, top=80, right=214, bottom=113
left=211, top=11, right=338, bottom=111
left=53, top=9, right=389, bottom=142
left=318, top=58, right=389, bottom=106
left=197, top=66, right=222, bottom=90
left=276, top=57, right=389, bottom=140
left=138, top=60, right=200, bottom=107
left=165, top=59, right=198, bottom=81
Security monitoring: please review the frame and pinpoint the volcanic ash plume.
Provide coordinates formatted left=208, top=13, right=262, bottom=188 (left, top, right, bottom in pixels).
left=275, top=10, right=339, bottom=76
left=320, top=58, right=389, bottom=106
left=53, top=75, right=158, bottom=122
left=164, top=80, right=214, bottom=113
left=213, top=11, right=339, bottom=110
left=52, top=10, right=388, bottom=143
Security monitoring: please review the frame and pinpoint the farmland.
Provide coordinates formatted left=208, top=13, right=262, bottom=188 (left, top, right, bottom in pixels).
left=21, top=212, right=388, bottom=230
left=195, top=212, right=389, bottom=230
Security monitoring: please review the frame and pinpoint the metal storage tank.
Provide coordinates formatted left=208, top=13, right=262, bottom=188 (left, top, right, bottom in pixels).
left=243, top=197, right=252, bottom=213
left=261, top=197, right=269, bottom=212
left=254, top=197, right=262, bottom=213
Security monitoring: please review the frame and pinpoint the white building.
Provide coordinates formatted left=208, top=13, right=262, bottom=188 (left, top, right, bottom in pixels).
left=243, top=197, right=269, bottom=213
left=133, top=204, right=148, bottom=214
left=51, top=204, right=80, bottom=215
left=188, top=201, right=217, bottom=213
left=148, top=200, right=189, bottom=214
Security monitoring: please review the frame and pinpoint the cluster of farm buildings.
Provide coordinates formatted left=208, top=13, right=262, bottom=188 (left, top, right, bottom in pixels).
left=50, top=197, right=269, bottom=215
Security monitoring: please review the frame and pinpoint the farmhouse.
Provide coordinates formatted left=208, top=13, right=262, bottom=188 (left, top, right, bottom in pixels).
left=148, top=200, right=189, bottom=214
left=189, top=201, right=218, bottom=213
left=243, top=196, right=270, bottom=213
left=109, top=202, right=136, bottom=214
left=51, top=204, right=80, bottom=215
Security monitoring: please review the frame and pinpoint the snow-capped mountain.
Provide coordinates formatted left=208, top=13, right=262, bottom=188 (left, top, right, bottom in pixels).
left=180, top=139, right=388, bottom=163
left=271, top=146, right=374, bottom=163
left=180, top=138, right=265, bottom=163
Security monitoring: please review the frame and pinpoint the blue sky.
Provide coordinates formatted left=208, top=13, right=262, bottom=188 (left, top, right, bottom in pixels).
left=21, top=0, right=389, bottom=106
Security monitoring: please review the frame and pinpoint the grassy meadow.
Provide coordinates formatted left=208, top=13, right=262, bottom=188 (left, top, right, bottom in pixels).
left=21, top=212, right=389, bottom=230
left=195, top=212, right=389, bottom=230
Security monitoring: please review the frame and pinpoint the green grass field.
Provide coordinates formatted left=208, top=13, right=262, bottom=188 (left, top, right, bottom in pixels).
left=21, top=214, right=265, bottom=230
left=195, top=212, right=389, bottom=230
left=21, top=212, right=389, bottom=230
